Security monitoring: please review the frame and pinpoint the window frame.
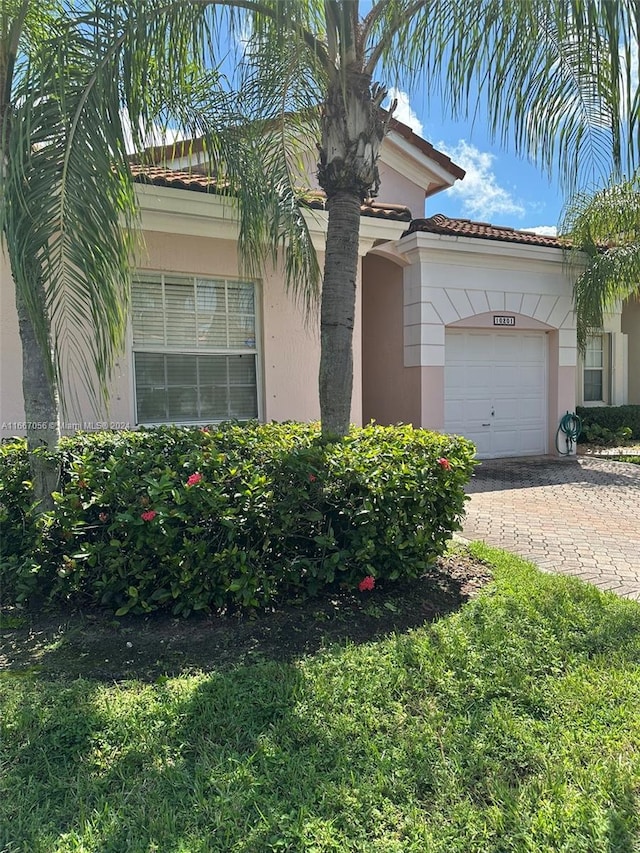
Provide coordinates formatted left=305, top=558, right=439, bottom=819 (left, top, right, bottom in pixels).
left=130, top=270, right=263, bottom=426
left=581, top=332, right=611, bottom=406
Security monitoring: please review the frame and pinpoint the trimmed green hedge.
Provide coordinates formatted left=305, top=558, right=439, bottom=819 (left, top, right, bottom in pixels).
left=576, top=405, right=640, bottom=441
left=0, top=423, right=476, bottom=616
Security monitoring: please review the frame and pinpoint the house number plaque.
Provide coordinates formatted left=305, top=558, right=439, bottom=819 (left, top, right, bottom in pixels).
left=493, top=315, right=516, bottom=326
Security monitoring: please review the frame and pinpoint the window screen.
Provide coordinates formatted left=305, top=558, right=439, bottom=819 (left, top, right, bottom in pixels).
left=132, top=274, right=258, bottom=424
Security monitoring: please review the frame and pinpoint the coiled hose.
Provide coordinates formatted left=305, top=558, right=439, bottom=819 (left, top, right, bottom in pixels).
left=556, top=411, right=582, bottom=455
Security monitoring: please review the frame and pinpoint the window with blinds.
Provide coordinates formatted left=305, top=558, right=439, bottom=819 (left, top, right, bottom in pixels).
left=132, top=273, right=259, bottom=424
left=583, top=333, right=610, bottom=404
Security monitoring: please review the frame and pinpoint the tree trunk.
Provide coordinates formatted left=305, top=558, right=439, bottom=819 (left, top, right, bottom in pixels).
left=15, top=283, right=60, bottom=511
left=317, top=70, right=388, bottom=439
left=319, top=190, right=362, bottom=437
left=1, top=18, right=60, bottom=511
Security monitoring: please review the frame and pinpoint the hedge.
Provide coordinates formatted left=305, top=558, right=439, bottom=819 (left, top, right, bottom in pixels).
left=576, top=405, right=640, bottom=441
left=0, top=423, right=476, bottom=616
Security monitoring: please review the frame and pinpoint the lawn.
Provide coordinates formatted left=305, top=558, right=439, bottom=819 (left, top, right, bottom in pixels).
left=2, top=543, right=640, bottom=853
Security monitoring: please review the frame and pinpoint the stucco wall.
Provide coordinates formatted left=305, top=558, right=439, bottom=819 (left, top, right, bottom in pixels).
left=1, top=225, right=365, bottom=436
left=138, top=230, right=361, bottom=426
left=362, top=254, right=420, bottom=425
left=0, top=253, right=25, bottom=435
left=622, top=296, right=640, bottom=404
left=399, top=234, right=577, bottom=376
left=398, top=232, right=578, bottom=453
left=377, top=163, right=426, bottom=219
left=138, top=230, right=328, bottom=425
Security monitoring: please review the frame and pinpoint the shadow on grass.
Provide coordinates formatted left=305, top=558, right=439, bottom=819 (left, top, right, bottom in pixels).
left=2, top=550, right=640, bottom=852
left=0, top=551, right=491, bottom=682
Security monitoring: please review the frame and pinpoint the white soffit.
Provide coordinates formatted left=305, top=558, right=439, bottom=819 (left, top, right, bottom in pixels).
left=381, top=131, right=461, bottom=197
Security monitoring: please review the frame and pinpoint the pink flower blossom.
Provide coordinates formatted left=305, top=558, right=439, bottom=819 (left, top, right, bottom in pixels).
left=308, top=473, right=317, bottom=482
left=437, top=457, right=452, bottom=471
left=358, top=576, right=376, bottom=592
left=186, top=472, right=203, bottom=487
left=98, top=512, right=108, bottom=523
left=141, top=510, right=157, bottom=522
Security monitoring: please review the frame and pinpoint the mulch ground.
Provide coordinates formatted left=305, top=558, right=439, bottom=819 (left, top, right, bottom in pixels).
left=0, top=550, right=492, bottom=682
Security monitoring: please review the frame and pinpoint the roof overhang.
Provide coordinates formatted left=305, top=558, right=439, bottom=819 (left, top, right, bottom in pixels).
left=380, top=121, right=465, bottom=198
left=134, top=182, right=408, bottom=256
left=397, top=229, right=574, bottom=271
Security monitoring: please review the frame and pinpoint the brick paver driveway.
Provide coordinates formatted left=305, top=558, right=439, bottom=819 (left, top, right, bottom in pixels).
left=461, top=455, right=640, bottom=599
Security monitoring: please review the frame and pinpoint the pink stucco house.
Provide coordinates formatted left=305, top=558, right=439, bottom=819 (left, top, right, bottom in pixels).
left=1, top=117, right=638, bottom=457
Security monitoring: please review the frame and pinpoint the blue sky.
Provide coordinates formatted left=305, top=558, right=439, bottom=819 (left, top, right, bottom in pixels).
left=384, top=88, right=563, bottom=236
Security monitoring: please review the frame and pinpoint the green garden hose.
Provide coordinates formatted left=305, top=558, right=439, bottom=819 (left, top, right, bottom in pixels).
left=556, top=411, right=582, bottom=455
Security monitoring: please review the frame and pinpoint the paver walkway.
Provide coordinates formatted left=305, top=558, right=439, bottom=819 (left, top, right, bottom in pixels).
left=460, top=455, right=640, bottom=599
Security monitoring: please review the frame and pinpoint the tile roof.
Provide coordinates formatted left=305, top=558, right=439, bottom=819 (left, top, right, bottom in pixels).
left=403, top=214, right=563, bottom=247
left=130, top=163, right=227, bottom=192
left=129, top=164, right=412, bottom=221
left=383, top=114, right=465, bottom=182
left=135, top=112, right=465, bottom=186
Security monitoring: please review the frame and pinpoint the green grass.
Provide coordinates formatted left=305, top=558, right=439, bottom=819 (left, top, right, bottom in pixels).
left=2, top=543, right=640, bottom=852
left=607, top=455, right=640, bottom=465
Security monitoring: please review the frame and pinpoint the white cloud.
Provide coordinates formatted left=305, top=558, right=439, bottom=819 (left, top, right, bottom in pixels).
left=437, top=139, right=525, bottom=221
left=525, top=225, right=558, bottom=236
left=121, top=110, right=185, bottom=155
left=385, top=88, right=423, bottom=137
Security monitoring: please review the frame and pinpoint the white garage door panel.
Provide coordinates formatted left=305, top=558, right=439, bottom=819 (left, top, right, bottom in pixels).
left=445, top=330, right=547, bottom=458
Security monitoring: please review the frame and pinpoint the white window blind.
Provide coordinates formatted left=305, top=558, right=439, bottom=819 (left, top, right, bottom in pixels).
left=132, top=273, right=259, bottom=424
left=583, top=333, right=609, bottom=403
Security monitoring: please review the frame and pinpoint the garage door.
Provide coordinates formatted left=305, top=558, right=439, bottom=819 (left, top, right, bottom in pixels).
left=445, top=330, right=547, bottom=458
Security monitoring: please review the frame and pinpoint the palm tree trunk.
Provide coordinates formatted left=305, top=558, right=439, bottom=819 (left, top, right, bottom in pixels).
left=319, top=190, right=362, bottom=438
left=317, top=71, right=387, bottom=439
left=14, top=283, right=60, bottom=511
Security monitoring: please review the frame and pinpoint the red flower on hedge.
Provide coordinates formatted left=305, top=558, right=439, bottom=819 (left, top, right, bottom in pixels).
left=437, top=457, right=452, bottom=470
left=186, top=472, right=203, bottom=487
left=141, top=510, right=157, bottom=522
left=358, top=576, right=376, bottom=592
left=308, top=473, right=317, bottom=482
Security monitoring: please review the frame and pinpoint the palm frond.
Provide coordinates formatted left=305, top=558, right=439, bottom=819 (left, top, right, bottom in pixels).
left=126, top=0, right=325, bottom=315
left=573, top=241, right=640, bottom=346
left=366, top=0, right=639, bottom=193
left=562, top=172, right=640, bottom=346
left=4, top=0, right=326, bottom=416
left=233, top=22, right=326, bottom=313
left=5, top=17, right=138, bottom=418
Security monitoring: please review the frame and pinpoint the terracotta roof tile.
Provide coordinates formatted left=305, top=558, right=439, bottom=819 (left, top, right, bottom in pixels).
left=130, top=163, right=227, bottom=193
left=383, top=114, right=465, bottom=182
left=134, top=113, right=465, bottom=186
left=130, top=164, right=412, bottom=221
left=403, top=214, right=563, bottom=247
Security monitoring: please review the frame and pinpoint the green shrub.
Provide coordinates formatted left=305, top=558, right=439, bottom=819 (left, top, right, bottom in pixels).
left=0, top=423, right=476, bottom=615
left=581, top=423, right=633, bottom=444
left=576, top=405, right=640, bottom=441
left=0, top=439, right=55, bottom=604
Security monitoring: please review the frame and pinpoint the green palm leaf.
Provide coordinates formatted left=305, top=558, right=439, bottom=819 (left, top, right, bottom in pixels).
left=563, top=173, right=640, bottom=345
left=4, top=0, right=321, bottom=416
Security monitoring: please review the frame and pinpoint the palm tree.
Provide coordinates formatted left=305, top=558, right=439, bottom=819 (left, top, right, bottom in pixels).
left=1, top=2, right=65, bottom=505
left=203, top=0, right=639, bottom=437
left=2, top=1, right=319, bottom=506
left=562, top=172, right=640, bottom=347
left=5, top=0, right=638, bottom=498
